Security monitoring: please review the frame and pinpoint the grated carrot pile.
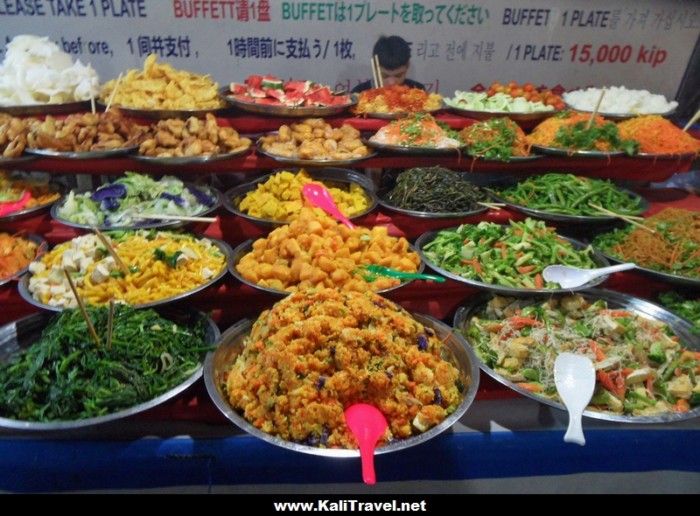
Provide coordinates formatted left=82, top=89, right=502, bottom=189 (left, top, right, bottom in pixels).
left=617, top=116, right=700, bottom=155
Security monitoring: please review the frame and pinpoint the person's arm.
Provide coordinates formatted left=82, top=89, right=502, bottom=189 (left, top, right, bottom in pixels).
left=351, top=80, right=372, bottom=93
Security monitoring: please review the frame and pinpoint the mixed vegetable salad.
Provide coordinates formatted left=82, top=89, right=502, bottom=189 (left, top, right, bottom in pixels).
left=464, top=295, right=700, bottom=416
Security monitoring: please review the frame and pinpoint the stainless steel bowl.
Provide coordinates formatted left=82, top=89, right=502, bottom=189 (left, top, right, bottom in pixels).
left=366, top=139, right=465, bottom=156
left=18, top=235, right=232, bottom=312
left=596, top=247, right=700, bottom=289
left=0, top=100, right=91, bottom=116
left=256, top=139, right=377, bottom=167
left=0, top=234, right=47, bottom=288
left=229, top=239, right=425, bottom=297
left=204, top=313, right=479, bottom=457
left=446, top=105, right=559, bottom=122
left=416, top=228, right=610, bottom=296
left=51, top=184, right=222, bottom=231
left=376, top=189, right=488, bottom=220
left=25, top=146, right=139, bottom=159
left=453, top=289, right=700, bottom=423
left=563, top=102, right=677, bottom=121
left=131, top=147, right=251, bottom=166
left=356, top=103, right=443, bottom=120
left=0, top=307, right=219, bottom=430
left=0, top=155, right=36, bottom=169
left=530, top=144, right=626, bottom=158
left=223, top=167, right=377, bottom=227
left=223, top=93, right=357, bottom=118
left=0, top=180, right=63, bottom=223
left=97, top=102, right=229, bottom=120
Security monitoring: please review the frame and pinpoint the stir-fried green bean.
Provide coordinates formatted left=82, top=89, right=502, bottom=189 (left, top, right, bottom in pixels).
left=422, top=218, right=597, bottom=289
left=0, top=306, right=212, bottom=422
left=659, top=292, right=700, bottom=334
left=385, top=166, right=485, bottom=213
left=496, top=173, right=644, bottom=216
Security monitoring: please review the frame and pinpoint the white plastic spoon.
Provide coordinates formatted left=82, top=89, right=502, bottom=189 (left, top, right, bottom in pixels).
left=542, top=263, right=636, bottom=289
left=554, top=353, right=596, bottom=446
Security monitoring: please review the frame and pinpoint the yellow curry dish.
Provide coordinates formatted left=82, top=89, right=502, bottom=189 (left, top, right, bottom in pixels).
left=224, top=288, right=465, bottom=448
left=27, top=230, right=227, bottom=308
left=236, top=208, right=420, bottom=292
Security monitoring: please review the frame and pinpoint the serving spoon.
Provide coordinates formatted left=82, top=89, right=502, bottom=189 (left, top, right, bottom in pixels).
left=554, top=353, right=596, bottom=446
left=302, top=183, right=356, bottom=229
left=542, top=263, right=636, bottom=289
left=344, top=403, right=388, bottom=485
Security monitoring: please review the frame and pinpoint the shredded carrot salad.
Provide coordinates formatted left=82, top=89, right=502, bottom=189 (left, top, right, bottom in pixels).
left=526, top=112, right=605, bottom=148
left=617, top=116, right=700, bottom=155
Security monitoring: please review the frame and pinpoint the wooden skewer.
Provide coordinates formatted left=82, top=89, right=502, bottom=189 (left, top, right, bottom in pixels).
left=106, top=299, right=115, bottom=350
left=682, top=107, right=700, bottom=132
left=371, top=55, right=380, bottom=89
left=63, top=269, right=101, bottom=347
left=131, top=214, right=218, bottom=223
left=89, top=93, right=96, bottom=115
left=91, top=227, right=130, bottom=275
left=478, top=202, right=506, bottom=211
left=586, top=88, right=606, bottom=130
left=105, top=73, right=123, bottom=113
left=589, top=203, right=655, bottom=233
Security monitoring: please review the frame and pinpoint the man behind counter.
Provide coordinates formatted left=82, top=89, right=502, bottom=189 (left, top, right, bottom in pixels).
left=352, top=36, right=425, bottom=93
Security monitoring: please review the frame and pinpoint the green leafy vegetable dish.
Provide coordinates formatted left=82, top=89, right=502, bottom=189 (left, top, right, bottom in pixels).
left=463, top=294, right=700, bottom=417
left=659, top=292, right=700, bottom=334
left=420, top=218, right=598, bottom=290
left=383, top=166, right=485, bottom=214
left=494, top=173, right=644, bottom=217
left=0, top=306, right=214, bottom=423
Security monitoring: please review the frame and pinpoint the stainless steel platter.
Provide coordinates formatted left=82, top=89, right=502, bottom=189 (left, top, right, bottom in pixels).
left=365, top=139, right=465, bottom=156
left=446, top=105, right=558, bottom=122
left=224, top=167, right=377, bottom=227
left=256, top=140, right=376, bottom=167
left=229, top=239, right=425, bottom=297
left=204, top=313, right=479, bottom=457
left=416, top=229, right=610, bottom=295
left=98, top=101, right=229, bottom=120
left=51, top=184, right=221, bottom=231
left=596, top=247, right=700, bottom=289
left=531, top=144, right=626, bottom=158
left=0, top=155, right=36, bottom=168
left=486, top=182, right=649, bottom=224
left=17, top=236, right=232, bottom=312
left=635, top=152, right=697, bottom=160
left=376, top=189, right=488, bottom=219
left=0, top=100, right=91, bottom=116
left=0, top=180, right=63, bottom=223
left=563, top=102, right=677, bottom=121
left=356, top=103, right=443, bottom=120
left=132, top=147, right=251, bottom=166
left=0, top=234, right=47, bottom=288
left=0, top=308, right=219, bottom=430
left=453, top=288, right=700, bottom=423
left=224, top=93, right=357, bottom=118
left=465, top=153, right=543, bottom=163
left=25, top=145, right=138, bottom=159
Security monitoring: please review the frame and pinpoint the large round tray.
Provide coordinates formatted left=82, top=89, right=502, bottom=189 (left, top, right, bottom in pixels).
left=224, top=93, right=356, bottom=118
left=51, top=184, right=221, bottom=231
left=366, top=139, right=465, bottom=156
left=18, top=235, right=232, bottom=312
left=465, top=153, right=543, bottom=163
left=377, top=188, right=488, bottom=219
left=563, top=102, right=677, bottom=121
left=132, top=147, right=251, bottom=166
left=204, top=313, right=479, bottom=457
left=0, top=308, right=219, bottom=431
left=97, top=101, right=228, bottom=120
left=0, top=234, right=47, bottom=288
left=356, top=103, right=443, bottom=120
left=224, top=167, right=377, bottom=226
left=446, top=104, right=557, bottom=122
left=256, top=140, right=376, bottom=167
left=229, top=239, right=424, bottom=297
left=25, top=145, right=138, bottom=160
left=0, top=180, right=63, bottom=223
left=453, top=289, right=700, bottom=423
left=416, top=229, right=610, bottom=295
left=531, top=144, right=626, bottom=158
left=596, top=247, right=700, bottom=289
left=0, top=100, right=91, bottom=116
left=487, top=180, right=649, bottom=224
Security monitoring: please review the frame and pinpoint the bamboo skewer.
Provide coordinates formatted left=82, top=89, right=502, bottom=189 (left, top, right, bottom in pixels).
left=131, top=214, right=218, bottom=223
left=372, top=54, right=383, bottom=88
left=478, top=202, right=506, bottom=211
left=371, top=56, right=379, bottom=89
left=91, top=227, right=130, bottom=275
left=105, top=73, right=123, bottom=113
left=682, top=107, right=700, bottom=132
left=589, top=203, right=655, bottom=233
left=106, top=299, right=115, bottom=350
left=586, top=89, right=606, bottom=130
left=89, top=92, right=96, bottom=115
left=63, top=269, right=101, bottom=347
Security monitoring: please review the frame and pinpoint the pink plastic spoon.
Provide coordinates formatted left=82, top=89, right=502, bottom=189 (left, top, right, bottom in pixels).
left=302, top=183, right=356, bottom=229
left=0, top=190, right=31, bottom=217
left=344, top=403, right=388, bottom=485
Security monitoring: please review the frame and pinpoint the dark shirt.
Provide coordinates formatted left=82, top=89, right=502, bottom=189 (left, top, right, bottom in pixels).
left=351, top=78, right=425, bottom=93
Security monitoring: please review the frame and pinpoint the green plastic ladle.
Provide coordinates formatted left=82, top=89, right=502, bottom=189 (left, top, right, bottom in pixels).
left=359, top=265, right=446, bottom=283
